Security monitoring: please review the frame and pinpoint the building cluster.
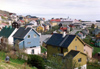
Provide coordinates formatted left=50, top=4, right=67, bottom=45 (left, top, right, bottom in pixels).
left=0, top=13, right=100, bottom=69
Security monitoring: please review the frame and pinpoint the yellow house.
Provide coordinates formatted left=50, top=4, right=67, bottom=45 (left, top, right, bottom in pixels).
left=64, top=50, right=87, bottom=69
left=46, top=33, right=87, bottom=69
left=36, top=26, right=44, bottom=32
left=50, top=21, right=58, bottom=26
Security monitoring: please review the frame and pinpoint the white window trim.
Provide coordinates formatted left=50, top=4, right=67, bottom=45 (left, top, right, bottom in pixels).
left=34, top=34, right=37, bottom=38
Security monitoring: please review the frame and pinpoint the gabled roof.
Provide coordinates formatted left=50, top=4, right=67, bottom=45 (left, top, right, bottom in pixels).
left=64, top=50, right=80, bottom=58
left=0, top=26, right=15, bottom=38
left=46, top=33, right=76, bottom=48
left=13, top=27, right=39, bottom=39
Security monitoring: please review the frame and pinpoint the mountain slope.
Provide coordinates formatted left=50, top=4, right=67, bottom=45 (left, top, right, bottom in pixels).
left=0, top=10, right=11, bottom=17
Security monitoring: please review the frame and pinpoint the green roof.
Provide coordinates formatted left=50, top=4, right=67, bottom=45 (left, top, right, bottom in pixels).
left=0, top=26, right=15, bottom=38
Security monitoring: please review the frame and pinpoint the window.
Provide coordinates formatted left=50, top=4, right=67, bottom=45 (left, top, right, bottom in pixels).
left=28, top=35, right=30, bottom=38
left=75, top=39, right=77, bottom=41
left=32, top=49, right=34, bottom=54
left=27, top=42, right=31, bottom=44
left=75, top=46, right=77, bottom=50
left=58, top=47, right=60, bottom=51
left=78, top=58, right=81, bottom=62
left=34, top=34, right=37, bottom=38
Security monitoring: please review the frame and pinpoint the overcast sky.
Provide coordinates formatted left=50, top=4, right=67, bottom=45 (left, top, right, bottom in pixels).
left=0, top=0, right=100, bottom=21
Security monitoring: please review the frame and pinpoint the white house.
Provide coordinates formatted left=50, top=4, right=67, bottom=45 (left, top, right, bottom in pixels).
left=30, top=20, right=37, bottom=26
left=80, top=24, right=87, bottom=29
left=0, top=26, right=18, bottom=45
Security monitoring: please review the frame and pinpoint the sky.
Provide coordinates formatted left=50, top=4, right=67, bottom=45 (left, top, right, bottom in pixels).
left=0, top=0, right=100, bottom=21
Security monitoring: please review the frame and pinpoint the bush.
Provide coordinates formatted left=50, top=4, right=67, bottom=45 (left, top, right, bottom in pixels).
left=6, top=52, right=18, bottom=59
left=27, top=55, right=45, bottom=69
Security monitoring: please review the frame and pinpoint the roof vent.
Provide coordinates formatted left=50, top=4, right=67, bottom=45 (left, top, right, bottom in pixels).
left=63, top=32, right=66, bottom=37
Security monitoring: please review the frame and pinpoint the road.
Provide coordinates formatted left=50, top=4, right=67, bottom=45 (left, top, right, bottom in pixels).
left=70, top=29, right=81, bottom=34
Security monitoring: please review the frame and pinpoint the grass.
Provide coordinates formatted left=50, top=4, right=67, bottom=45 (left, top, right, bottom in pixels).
left=0, top=51, right=25, bottom=64
left=0, top=51, right=37, bottom=69
left=41, top=46, right=47, bottom=53
left=87, top=65, right=100, bottom=69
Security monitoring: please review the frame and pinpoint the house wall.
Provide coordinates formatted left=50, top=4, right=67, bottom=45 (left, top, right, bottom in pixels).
left=73, top=53, right=87, bottom=68
left=67, top=37, right=84, bottom=56
left=24, top=29, right=40, bottom=48
left=46, top=25, right=49, bottom=30
left=51, top=22, right=57, bottom=26
left=47, top=45, right=61, bottom=57
left=47, top=45, right=68, bottom=57
left=84, top=45, right=93, bottom=58
left=8, top=28, right=18, bottom=45
left=24, top=46, right=41, bottom=54
left=19, top=40, right=24, bottom=49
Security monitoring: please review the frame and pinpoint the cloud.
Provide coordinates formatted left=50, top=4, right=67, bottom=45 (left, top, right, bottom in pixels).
left=0, top=0, right=100, bottom=20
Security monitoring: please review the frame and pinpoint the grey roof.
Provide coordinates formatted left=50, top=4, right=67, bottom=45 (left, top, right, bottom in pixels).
left=13, top=27, right=31, bottom=39
left=40, top=35, right=52, bottom=45
left=64, top=50, right=80, bottom=58
left=46, top=33, right=76, bottom=48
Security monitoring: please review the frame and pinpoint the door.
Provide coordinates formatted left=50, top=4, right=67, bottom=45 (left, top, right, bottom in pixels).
left=61, top=47, right=63, bottom=54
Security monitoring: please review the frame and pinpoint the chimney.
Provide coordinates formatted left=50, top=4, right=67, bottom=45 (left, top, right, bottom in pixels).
left=63, top=32, right=66, bottom=37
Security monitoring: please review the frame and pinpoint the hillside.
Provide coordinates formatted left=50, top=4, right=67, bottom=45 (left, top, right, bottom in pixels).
left=0, top=61, right=31, bottom=69
left=0, top=51, right=37, bottom=69
left=0, top=10, right=11, bottom=17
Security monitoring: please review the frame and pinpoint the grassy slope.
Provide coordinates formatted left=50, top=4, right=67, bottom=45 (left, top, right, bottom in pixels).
left=0, top=51, right=37, bottom=69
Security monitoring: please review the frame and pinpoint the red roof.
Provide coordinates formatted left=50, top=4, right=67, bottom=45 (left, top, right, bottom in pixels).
left=20, top=20, right=24, bottom=23
left=9, top=13, right=13, bottom=15
left=1, top=23, right=8, bottom=26
left=60, top=27, right=67, bottom=31
left=69, top=24, right=75, bottom=27
left=4, top=14, right=7, bottom=16
left=50, top=19, right=61, bottom=22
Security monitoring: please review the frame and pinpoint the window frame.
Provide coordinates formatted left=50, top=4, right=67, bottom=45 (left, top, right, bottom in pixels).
left=28, top=35, right=30, bottom=38
left=78, top=58, right=81, bottom=62
left=75, top=46, right=77, bottom=50
left=34, top=34, right=37, bottom=38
